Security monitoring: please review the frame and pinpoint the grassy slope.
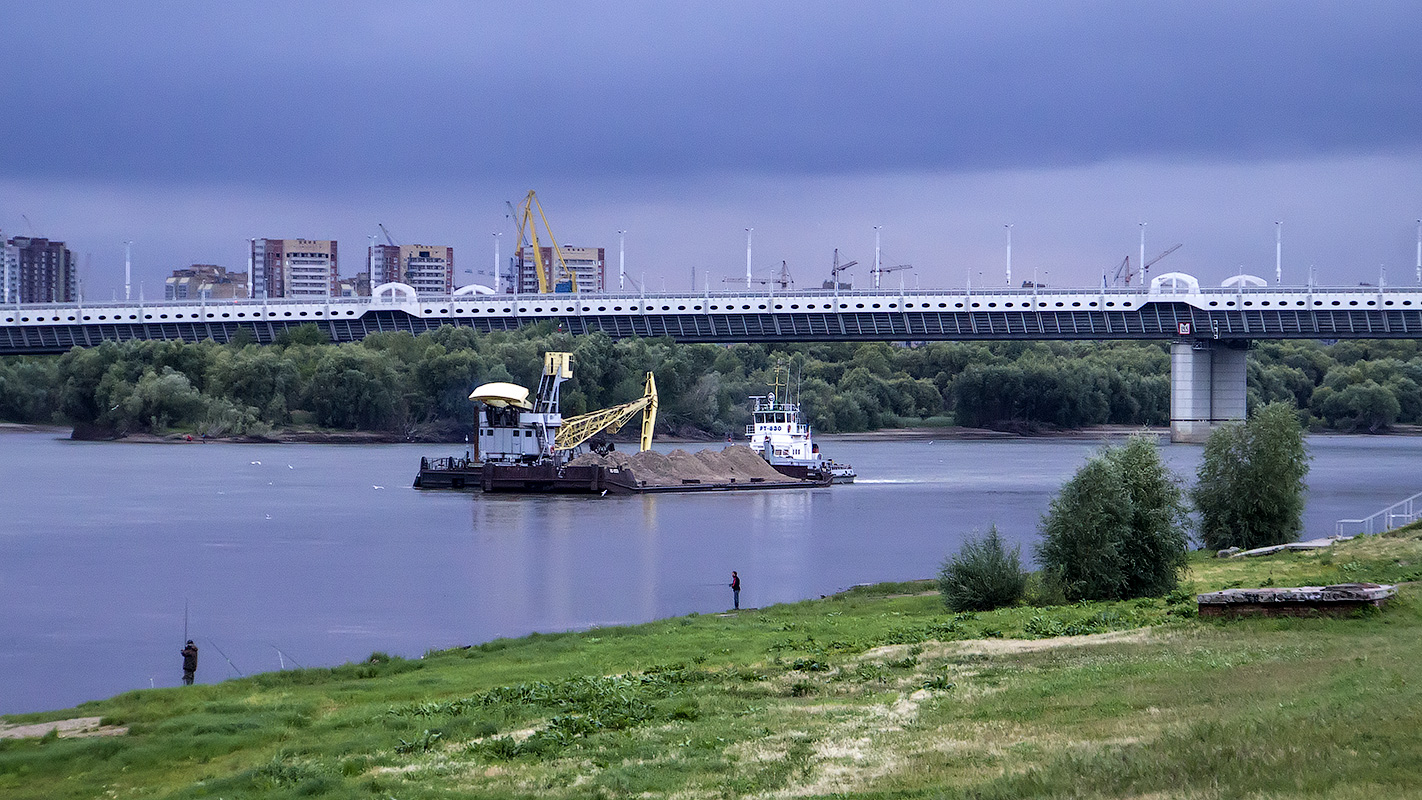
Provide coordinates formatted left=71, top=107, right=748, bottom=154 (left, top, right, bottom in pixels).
left=3, top=528, right=1422, bottom=800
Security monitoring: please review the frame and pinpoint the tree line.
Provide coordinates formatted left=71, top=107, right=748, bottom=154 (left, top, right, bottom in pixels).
left=0, top=325, right=1419, bottom=437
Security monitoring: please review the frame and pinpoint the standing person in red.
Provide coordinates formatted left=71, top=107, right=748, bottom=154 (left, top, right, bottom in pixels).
left=730, top=571, right=741, bottom=610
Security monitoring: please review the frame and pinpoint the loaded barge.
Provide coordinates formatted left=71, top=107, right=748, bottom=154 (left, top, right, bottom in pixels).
left=414, top=352, right=832, bottom=494
left=414, top=457, right=824, bottom=494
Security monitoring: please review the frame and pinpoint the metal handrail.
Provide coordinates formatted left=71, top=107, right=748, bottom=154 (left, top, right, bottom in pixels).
left=1336, top=490, right=1422, bottom=537
left=10, top=283, right=1422, bottom=311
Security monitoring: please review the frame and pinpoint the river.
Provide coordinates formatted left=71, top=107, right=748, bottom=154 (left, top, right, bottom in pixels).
left=1, top=430, right=1417, bottom=715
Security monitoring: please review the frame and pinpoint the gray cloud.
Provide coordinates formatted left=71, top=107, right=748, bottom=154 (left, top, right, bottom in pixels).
left=4, top=1, right=1419, bottom=188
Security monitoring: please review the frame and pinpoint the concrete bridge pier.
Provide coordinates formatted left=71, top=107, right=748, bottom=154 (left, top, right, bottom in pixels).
left=1170, top=340, right=1247, bottom=443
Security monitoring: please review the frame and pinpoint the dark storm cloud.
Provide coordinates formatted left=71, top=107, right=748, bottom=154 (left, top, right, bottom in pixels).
left=3, top=1, right=1420, bottom=190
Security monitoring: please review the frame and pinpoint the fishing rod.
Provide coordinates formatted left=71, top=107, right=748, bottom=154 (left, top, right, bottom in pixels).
left=206, top=638, right=244, bottom=677
left=269, top=645, right=304, bottom=670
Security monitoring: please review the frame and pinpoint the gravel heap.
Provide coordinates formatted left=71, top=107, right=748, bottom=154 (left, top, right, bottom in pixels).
left=567, top=445, right=798, bottom=487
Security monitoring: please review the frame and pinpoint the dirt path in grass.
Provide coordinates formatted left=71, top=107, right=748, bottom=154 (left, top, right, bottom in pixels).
left=0, top=716, right=127, bottom=739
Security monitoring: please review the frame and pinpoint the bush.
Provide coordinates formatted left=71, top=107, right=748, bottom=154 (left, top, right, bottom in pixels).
left=1193, top=402, right=1311, bottom=550
left=1037, top=435, right=1190, bottom=601
left=937, top=525, right=1027, bottom=611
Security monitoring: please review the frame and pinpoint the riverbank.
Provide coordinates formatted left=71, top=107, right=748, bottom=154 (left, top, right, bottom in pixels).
left=2, top=530, right=1419, bottom=799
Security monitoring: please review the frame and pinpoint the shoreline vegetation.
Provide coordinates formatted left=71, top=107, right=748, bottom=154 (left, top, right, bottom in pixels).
left=4, top=328, right=1422, bottom=443
left=1, top=526, right=1420, bottom=798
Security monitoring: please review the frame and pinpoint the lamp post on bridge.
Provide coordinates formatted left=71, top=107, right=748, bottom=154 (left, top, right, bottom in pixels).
left=1138, top=222, right=1147, bottom=289
left=1276, top=221, right=1283, bottom=285
left=1005, top=224, right=1012, bottom=287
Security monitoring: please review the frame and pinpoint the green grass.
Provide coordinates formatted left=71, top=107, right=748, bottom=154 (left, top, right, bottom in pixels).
left=3, top=526, right=1422, bottom=798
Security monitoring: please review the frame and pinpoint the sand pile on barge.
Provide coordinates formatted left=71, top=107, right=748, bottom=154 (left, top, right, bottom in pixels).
left=567, top=445, right=794, bottom=487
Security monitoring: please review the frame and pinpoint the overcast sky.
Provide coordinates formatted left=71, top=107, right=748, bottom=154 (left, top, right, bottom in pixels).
left=4, top=1, right=1421, bottom=297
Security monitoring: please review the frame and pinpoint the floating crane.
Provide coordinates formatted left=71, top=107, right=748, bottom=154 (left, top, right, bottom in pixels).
left=508, top=191, right=577, bottom=293
left=467, top=352, right=656, bottom=463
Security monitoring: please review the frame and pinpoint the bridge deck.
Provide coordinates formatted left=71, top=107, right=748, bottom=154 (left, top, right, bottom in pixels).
left=3, top=288, right=1420, bottom=354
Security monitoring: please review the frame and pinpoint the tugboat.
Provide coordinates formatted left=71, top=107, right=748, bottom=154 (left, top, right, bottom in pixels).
left=747, top=367, right=856, bottom=484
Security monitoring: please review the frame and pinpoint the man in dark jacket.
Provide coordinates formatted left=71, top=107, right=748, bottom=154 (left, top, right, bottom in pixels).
left=181, top=640, right=199, bottom=685
left=730, top=571, right=741, bottom=610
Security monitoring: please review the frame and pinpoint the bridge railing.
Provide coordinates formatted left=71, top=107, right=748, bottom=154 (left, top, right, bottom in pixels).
left=1336, top=490, right=1422, bottom=537
left=7, top=283, right=1421, bottom=313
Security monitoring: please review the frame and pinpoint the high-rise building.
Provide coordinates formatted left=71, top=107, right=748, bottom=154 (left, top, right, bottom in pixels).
left=164, top=265, right=249, bottom=300
left=3, top=236, right=76, bottom=304
left=515, top=245, right=604, bottom=293
left=369, top=244, right=455, bottom=296
left=250, top=239, right=337, bottom=299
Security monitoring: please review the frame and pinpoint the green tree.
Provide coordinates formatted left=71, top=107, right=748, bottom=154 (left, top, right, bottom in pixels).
left=937, top=525, right=1026, bottom=612
left=307, top=347, right=403, bottom=429
left=1037, top=435, right=1190, bottom=601
left=275, top=323, right=331, bottom=347
left=1192, top=402, right=1311, bottom=551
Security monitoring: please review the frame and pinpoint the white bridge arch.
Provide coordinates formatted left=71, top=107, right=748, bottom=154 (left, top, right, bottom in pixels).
left=372, top=282, right=418, bottom=303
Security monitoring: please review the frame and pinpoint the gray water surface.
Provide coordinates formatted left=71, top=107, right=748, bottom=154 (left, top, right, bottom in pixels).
left=1, top=431, right=1416, bottom=715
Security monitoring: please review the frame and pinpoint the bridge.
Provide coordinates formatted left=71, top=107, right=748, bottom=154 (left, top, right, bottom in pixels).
left=4, top=278, right=1421, bottom=443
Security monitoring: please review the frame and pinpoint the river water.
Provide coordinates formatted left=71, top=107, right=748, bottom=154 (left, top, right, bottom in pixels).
left=1, top=430, right=1417, bottom=715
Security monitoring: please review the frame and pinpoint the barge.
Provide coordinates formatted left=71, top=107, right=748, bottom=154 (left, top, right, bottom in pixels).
left=414, top=352, right=830, bottom=494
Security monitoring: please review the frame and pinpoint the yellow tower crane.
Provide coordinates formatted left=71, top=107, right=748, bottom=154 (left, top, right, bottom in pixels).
left=510, top=190, right=578, bottom=293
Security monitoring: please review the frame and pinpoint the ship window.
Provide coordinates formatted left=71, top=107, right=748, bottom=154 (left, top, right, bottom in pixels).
left=525, top=430, right=533, bottom=437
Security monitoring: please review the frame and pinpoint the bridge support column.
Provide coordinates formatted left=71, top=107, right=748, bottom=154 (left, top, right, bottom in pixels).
left=1170, top=340, right=1247, bottom=443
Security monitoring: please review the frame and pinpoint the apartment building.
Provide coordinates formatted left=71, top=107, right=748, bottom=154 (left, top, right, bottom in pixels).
left=3, top=236, right=76, bottom=304
left=369, top=243, right=454, bottom=296
left=164, top=264, right=249, bottom=300
left=515, top=245, right=604, bottom=293
left=250, top=239, right=337, bottom=299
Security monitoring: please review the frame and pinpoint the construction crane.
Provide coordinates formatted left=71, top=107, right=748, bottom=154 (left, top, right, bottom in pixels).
left=870, top=263, right=912, bottom=289
left=723, top=260, right=794, bottom=290
left=822, top=249, right=858, bottom=290
left=1142, top=243, right=1182, bottom=283
left=509, top=190, right=577, bottom=293
left=1111, top=244, right=1182, bottom=286
left=555, top=372, right=658, bottom=453
left=378, top=224, right=398, bottom=246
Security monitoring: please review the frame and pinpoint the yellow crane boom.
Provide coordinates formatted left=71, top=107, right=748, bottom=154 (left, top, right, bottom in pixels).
left=515, top=190, right=578, bottom=293
left=554, top=372, right=658, bottom=452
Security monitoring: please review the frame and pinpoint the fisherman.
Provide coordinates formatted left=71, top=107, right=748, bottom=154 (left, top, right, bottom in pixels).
left=730, top=571, right=741, bottom=610
left=181, top=640, right=199, bottom=685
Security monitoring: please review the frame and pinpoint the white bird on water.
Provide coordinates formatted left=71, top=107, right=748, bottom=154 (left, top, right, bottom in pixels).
left=287, top=464, right=294, bottom=469
left=250, top=461, right=261, bottom=465
left=372, top=485, right=384, bottom=490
